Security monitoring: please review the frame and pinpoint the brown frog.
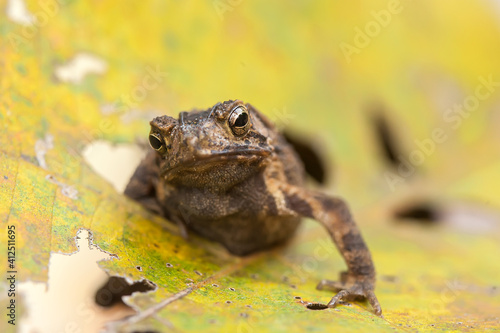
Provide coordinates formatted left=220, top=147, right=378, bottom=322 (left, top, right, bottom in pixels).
left=125, top=100, right=382, bottom=316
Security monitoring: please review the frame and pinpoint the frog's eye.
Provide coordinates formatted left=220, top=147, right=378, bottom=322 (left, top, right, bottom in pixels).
left=149, top=133, right=164, bottom=151
left=229, top=106, right=250, bottom=136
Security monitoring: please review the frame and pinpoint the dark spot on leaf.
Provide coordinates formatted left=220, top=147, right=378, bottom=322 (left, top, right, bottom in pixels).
left=290, top=284, right=297, bottom=289
left=283, top=130, right=327, bottom=184
left=307, top=303, right=328, bottom=310
left=212, top=284, right=219, bottom=287
left=136, top=266, right=142, bottom=271
left=194, top=270, right=203, bottom=276
left=394, top=202, right=440, bottom=224
left=95, top=276, right=156, bottom=307
left=294, top=296, right=301, bottom=299
left=225, top=300, right=232, bottom=304
left=229, top=287, right=235, bottom=291
left=371, top=110, right=403, bottom=166
left=380, top=275, right=398, bottom=283
left=166, top=263, right=173, bottom=267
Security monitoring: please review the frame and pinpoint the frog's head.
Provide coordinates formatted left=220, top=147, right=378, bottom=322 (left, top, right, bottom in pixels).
left=149, top=100, right=274, bottom=188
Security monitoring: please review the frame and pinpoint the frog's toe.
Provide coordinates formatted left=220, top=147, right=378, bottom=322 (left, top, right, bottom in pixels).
left=316, top=278, right=382, bottom=316
left=365, top=289, right=382, bottom=316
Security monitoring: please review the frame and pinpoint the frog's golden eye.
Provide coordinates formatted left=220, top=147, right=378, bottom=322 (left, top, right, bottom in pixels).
left=229, top=106, right=250, bottom=136
left=149, top=133, right=164, bottom=151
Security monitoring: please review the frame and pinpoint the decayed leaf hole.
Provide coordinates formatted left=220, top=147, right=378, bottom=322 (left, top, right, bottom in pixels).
left=306, top=303, right=329, bottom=310
left=82, top=140, right=146, bottom=193
left=19, top=229, right=155, bottom=333
left=95, top=276, right=156, bottom=307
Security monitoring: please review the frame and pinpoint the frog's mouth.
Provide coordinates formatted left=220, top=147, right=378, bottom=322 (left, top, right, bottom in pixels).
left=160, top=147, right=272, bottom=184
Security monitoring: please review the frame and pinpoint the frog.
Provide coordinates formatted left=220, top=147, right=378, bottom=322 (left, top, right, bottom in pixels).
left=124, top=99, right=382, bottom=316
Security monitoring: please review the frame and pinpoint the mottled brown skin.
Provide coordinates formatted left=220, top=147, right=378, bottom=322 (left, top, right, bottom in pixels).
left=125, top=100, right=382, bottom=316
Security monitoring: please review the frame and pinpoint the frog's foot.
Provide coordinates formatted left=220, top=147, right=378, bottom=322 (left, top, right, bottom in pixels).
left=316, top=272, right=382, bottom=316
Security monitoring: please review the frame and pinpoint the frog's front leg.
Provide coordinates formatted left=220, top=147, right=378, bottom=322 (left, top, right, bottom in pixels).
left=279, top=184, right=382, bottom=316
left=125, top=152, right=162, bottom=214
left=125, top=152, right=190, bottom=239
